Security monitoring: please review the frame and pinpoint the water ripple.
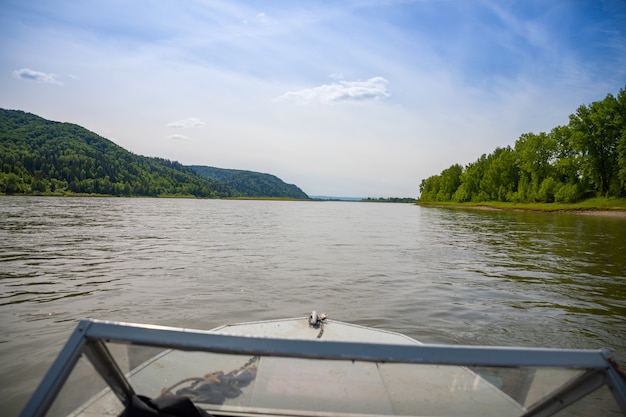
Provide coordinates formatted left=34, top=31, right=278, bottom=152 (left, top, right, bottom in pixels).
left=0, top=197, right=625, bottom=417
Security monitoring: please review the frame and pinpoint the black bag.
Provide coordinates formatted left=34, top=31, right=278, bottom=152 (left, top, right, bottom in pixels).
left=120, top=394, right=212, bottom=417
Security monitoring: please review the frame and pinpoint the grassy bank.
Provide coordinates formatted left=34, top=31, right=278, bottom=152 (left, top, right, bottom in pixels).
left=418, top=197, right=626, bottom=213
left=224, top=196, right=312, bottom=201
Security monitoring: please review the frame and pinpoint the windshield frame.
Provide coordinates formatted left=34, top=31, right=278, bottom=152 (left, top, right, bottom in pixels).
left=19, top=319, right=626, bottom=417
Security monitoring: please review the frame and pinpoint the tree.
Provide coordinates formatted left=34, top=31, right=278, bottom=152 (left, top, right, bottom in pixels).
left=514, top=132, right=557, bottom=201
left=616, top=87, right=626, bottom=196
left=419, top=175, right=441, bottom=202
left=2, top=173, right=22, bottom=194
left=437, top=164, right=462, bottom=201
left=479, top=147, right=518, bottom=201
left=569, top=93, right=623, bottom=196
left=551, top=125, right=580, bottom=184
left=451, top=155, right=485, bottom=202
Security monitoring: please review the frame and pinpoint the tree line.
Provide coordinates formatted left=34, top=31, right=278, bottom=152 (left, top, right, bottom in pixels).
left=0, top=109, right=310, bottom=199
left=189, top=165, right=309, bottom=199
left=362, top=197, right=417, bottom=203
left=419, top=87, right=626, bottom=203
left=0, top=109, right=236, bottom=197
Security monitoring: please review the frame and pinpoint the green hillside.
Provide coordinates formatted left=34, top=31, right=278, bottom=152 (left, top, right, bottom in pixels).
left=0, top=109, right=311, bottom=199
left=189, top=165, right=309, bottom=199
left=0, top=109, right=229, bottom=197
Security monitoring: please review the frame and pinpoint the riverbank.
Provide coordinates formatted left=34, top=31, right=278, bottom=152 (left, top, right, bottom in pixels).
left=419, top=197, right=626, bottom=218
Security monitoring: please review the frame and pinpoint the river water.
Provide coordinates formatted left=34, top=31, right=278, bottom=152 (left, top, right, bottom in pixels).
left=1, top=196, right=625, bottom=416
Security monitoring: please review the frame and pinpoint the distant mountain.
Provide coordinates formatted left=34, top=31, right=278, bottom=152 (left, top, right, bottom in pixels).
left=189, top=165, right=309, bottom=199
left=0, top=109, right=307, bottom=199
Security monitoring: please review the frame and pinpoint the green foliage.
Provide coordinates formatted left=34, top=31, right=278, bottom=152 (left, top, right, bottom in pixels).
left=569, top=93, right=622, bottom=196
left=419, top=175, right=440, bottom=202
left=554, top=183, right=582, bottom=203
left=419, top=85, right=626, bottom=204
left=615, top=87, right=626, bottom=194
left=0, top=109, right=236, bottom=197
left=419, top=197, right=626, bottom=212
left=362, top=197, right=417, bottom=203
left=619, top=128, right=626, bottom=191
left=437, top=164, right=462, bottom=201
left=537, top=177, right=558, bottom=203
left=0, top=109, right=310, bottom=199
left=189, top=165, right=309, bottom=199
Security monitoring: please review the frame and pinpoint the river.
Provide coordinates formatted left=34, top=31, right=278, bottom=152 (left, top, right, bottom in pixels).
left=1, top=196, right=625, bottom=416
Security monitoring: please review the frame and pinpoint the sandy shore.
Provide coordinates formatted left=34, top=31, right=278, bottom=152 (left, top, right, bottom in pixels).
left=572, top=210, right=626, bottom=218
left=423, top=204, right=626, bottom=218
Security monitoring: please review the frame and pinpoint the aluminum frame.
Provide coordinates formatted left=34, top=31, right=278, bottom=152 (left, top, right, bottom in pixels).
left=19, top=319, right=626, bottom=417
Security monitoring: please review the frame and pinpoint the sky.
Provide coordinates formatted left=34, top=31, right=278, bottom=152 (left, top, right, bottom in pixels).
left=1, top=0, right=626, bottom=198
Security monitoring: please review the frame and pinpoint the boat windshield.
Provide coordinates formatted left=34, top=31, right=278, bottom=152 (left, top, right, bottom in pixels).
left=20, top=320, right=626, bottom=417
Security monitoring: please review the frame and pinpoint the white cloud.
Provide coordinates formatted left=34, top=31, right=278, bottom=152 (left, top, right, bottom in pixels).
left=2, top=1, right=623, bottom=197
left=166, top=117, right=205, bottom=128
left=277, top=77, right=390, bottom=104
left=13, top=68, right=63, bottom=85
left=166, top=134, right=191, bottom=141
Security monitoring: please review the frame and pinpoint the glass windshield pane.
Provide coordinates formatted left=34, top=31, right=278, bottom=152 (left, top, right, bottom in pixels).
left=47, top=341, right=621, bottom=417
left=44, top=354, right=121, bottom=417
left=551, top=384, right=623, bottom=417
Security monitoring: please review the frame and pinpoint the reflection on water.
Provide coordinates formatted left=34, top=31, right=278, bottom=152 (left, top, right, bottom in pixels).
left=416, top=208, right=626, bottom=352
left=1, top=196, right=625, bottom=416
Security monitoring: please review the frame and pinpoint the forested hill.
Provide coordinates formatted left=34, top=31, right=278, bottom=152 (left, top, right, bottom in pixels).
left=0, top=109, right=236, bottom=197
left=419, top=86, right=626, bottom=204
left=189, top=165, right=309, bottom=199
left=0, top=109, right=307, bottom=199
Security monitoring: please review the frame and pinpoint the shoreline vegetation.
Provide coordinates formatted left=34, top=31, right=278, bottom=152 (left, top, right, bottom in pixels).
left=0, top=109, right=309, bottom=200
left=0, top=192, right=417, bottom=203
left=419, top=197, right=626, bottom=218
left=419, top=87, right=626, bottom=208
left=2, top=192, right=624, bottom=217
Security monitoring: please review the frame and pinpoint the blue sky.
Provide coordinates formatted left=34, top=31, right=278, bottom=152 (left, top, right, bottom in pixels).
left=1, top=0, right=625, bottom=197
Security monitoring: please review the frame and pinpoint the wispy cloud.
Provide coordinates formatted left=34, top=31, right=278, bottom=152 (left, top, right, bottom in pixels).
left=278, top=77, right=390, bottom=104
left=13, top=68, right=63, bottom=85
left=243, top=11, right=270, bottom=25
left=166, top=117, right=205, bottom=128
left=2, top=1, right=624, bottom=197
left=166, top=134, right=191, bottom=141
